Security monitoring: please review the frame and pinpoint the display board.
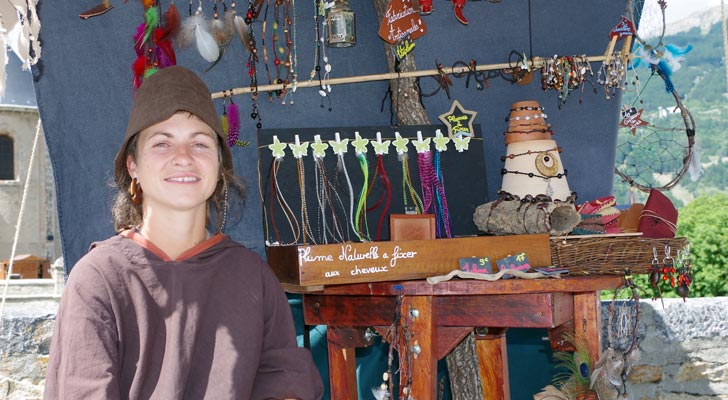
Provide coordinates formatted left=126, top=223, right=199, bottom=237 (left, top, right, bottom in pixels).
left=257, top=125, right=488, bottom=246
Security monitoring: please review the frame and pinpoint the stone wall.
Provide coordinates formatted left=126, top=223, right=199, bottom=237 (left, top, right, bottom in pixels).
left=1, top=290, right=727, bottom=399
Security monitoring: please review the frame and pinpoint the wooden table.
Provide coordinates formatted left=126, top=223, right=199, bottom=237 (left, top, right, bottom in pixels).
left=303, top=275, right=624, bottom=400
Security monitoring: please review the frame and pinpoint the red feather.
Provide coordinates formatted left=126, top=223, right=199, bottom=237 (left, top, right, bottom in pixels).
left=156, top=38, right=177, bottom=67
left=162, top=3, right=181, bottom=39
left=133, top=22, right=146, bottom=56
left=132, top=55, right=148, bottom=89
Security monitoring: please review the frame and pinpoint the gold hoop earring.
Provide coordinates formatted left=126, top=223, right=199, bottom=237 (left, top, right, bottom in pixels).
left=129, top=177, right=143, bottom=205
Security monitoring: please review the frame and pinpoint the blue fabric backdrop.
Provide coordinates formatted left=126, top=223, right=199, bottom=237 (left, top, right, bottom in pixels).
left=33, top=1, right=626, bottom=398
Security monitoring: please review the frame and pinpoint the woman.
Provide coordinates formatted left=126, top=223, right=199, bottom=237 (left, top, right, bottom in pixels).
left=44, top=66, right=323, bottom=400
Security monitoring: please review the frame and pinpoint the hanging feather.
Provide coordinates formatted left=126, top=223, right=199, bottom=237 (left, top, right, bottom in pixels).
left=233, top=14, right=251, bottom=52
left=154, top=27, right=177, bottom=66
left=133, top=22, right=147, bottom=56
left=141, top=0, right=155, bottom=9
left=132, top=54, right=148, bottom=89
left=688, top=144, right=702, bottom=182
left=163, top=3, right=181, bottom=38
left=179, top=13, right=219, bottom=62
left=226, top=102, right=240, bottom=147
left=139, top=6, right=159, bottom=47
left=220, top=112, right=230, bottom=139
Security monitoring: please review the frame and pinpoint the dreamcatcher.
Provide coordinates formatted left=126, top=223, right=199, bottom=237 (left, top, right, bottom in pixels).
left=612, top=0, right=698, bottom=194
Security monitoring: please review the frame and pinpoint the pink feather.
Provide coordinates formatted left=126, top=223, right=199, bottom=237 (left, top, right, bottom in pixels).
left=134, top=22, right=146, bottom=56
left=226, top=102, right=240, bottom=147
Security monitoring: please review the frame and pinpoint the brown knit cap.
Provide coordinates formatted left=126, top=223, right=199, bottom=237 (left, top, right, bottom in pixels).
left=114, top=66, right=233, bottom=188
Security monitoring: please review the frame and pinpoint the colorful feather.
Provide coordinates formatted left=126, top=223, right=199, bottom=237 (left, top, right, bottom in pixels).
left=132, top=55, right=148, bottom=89
left=133, top=22, right=146, bottom=56
left=226, top=102, right=240, bottom=147
left=233, top=14, right=251, bottom=52
left=154, top=28, right=177, bottom=66
left=162, top=3, right=181, bottom=38
left=141, top=0, right=155, bottom=9
left=221, top=112, right=230, bottom=138
left=140, top=6, right=159, bottom=47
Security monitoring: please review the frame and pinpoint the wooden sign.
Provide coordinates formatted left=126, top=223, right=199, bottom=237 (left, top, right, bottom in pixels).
left=378, top=0, right=427, bottom=44
left=266, top=234, right=551, bottom=288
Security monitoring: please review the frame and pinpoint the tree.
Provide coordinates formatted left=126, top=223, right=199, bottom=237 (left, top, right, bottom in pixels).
left=676, top=193, right=728, bottom=297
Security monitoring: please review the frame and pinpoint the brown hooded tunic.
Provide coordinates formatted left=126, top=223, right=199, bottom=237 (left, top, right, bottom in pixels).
left=44, top=230, right=323, bottom=400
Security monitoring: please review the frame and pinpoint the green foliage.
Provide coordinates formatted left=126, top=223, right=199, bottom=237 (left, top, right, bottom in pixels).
left=675, top=193, right=728, bottom=297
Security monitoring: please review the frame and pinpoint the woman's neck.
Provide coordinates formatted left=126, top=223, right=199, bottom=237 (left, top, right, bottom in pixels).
left=138, top=209, right=209, bottom=260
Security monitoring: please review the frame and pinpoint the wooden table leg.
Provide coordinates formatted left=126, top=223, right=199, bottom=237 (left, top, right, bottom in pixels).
left=326, top=327, right=360, bottom=400
left=475, top=328, right=510, bottom=400
left=573, top=291, right=603, bottom=366
left=401, top=295, right=437, bottom=399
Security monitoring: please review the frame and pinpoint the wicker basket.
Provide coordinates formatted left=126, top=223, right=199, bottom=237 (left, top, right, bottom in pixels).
left=550, top=235, right=689, bottom=275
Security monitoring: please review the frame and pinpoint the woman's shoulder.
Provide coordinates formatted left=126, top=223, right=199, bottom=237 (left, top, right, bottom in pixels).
left=68, top=234, right=139, bottom=279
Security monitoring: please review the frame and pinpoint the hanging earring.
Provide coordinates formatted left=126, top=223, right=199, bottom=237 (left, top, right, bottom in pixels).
left=129, top=177, right=143, bottom=205
left=218, top=179, right=229, bottom=233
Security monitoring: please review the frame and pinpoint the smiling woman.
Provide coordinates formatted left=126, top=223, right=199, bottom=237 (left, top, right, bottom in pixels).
left=43, top=66, right=324, bottom=400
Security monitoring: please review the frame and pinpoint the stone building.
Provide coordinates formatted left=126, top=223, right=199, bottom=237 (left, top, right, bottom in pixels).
left=0, top=56, right=61, bottom=269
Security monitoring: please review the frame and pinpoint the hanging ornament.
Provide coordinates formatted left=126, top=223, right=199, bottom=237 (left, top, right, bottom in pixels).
left=378, top=0, right=427, bottom=44
left=437, top=100, right=477, bottom=139
left=619, top=107, right=649, bottom=135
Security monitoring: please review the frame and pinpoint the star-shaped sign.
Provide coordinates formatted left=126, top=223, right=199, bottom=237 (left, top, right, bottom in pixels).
left=288, top=136, right=309, bottom=159
left=452, top=135, right=471, bottom=152
left=393, top=132, right=410, bottom=155
left=329, top=137, right=349, bottom=155
left=433, top=129, right=451, bottom=152
left=413, top=135, right=431, bottom=153
left=269, top=136, right=287, bottom=159
left=352, top=132, right=370, bottom=155
left=311, top=135, right=329, bottom=159
left=620, top=107, right=649, bottom=135
left=438, top=100, right=478, bottom=139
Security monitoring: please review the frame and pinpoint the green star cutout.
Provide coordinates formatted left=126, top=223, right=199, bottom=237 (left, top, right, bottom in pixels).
left=269, top=136, right=287, bottom=159
left=452, top=135, right=471, bottom=152
left=352, top=132, right=370, bottom=154
left=438, top=99, right=478, bottom=139
left=288, top=139, right=309, bottom=159
left=413, top=136, right=431, bottom=153
left=328, top=137, right=349, bottom=155
left=372, top=138, right=391, bottom=155
left=311, top=135, right=329, bottom=158
left=433, top=129, right=451, bottom=152
left=393, top=132, right=410, bottom=154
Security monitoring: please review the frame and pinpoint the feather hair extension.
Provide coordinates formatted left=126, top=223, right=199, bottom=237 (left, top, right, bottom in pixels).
left=221, top=112, right=230, bottom=138
left=192, top=14, right=219, bottom=62
left=141, top=0, right=155, bottom=9
left=132, top=54, right=148, bottom=89
left=163, top=3, right=181, bottom=38
left=177, top=14, right=198, bottom=48
left=233, top=14, right=251, bottom=52
left=155, top=29, right=177, bottom=67
left=226, top=102, right=240, bottom=147
left=142, top=7, right=159, bottom=46
left=133, top=22, right=147, bottom=56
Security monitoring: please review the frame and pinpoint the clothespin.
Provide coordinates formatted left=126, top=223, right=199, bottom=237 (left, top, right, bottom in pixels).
left=352, top=131, right=370, bottom=155
left=413, top=130, right=431, bottom=153
left=372, top=131, right=391, bottom=155
left=393, top=132, right=410, bottom=155
left=329, top=132, right=349, bottom=156
left=433, top=129, right=450, bottom=152
left=311, top=134, right=329, bottom=159
left=289, top=134, right=309, bottom=159
left=269, top=135, right=287, bottom=159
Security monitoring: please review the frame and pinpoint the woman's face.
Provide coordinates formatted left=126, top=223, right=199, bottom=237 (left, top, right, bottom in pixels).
left=127, top=112, right=220, bottom=215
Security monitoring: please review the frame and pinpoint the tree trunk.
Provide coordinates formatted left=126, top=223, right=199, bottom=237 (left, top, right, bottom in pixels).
left=371, top=1, right=481, bottom=397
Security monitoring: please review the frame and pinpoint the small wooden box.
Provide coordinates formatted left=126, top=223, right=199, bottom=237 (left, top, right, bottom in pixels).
left=389, top=214, right=436, bottom=241
left=266, top=234, right=551, bottom=290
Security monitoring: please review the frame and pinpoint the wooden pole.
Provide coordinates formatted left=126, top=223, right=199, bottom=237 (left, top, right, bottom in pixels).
left=210, top=55, right=609, bottom=99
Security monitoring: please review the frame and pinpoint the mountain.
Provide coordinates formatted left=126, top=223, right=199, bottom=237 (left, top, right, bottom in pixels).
left=612, top=12, right=728, bottom=207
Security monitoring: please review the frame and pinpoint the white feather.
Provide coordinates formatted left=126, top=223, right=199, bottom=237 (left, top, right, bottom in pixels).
left=233, top=15, right=251, bottom=52
left=193, top=14, right=219, bottom=63
left=688, top=145, right=702, bottom=182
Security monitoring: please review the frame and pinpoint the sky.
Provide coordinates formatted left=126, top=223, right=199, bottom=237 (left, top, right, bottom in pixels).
left=644, top=0, right=722, bottom=23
